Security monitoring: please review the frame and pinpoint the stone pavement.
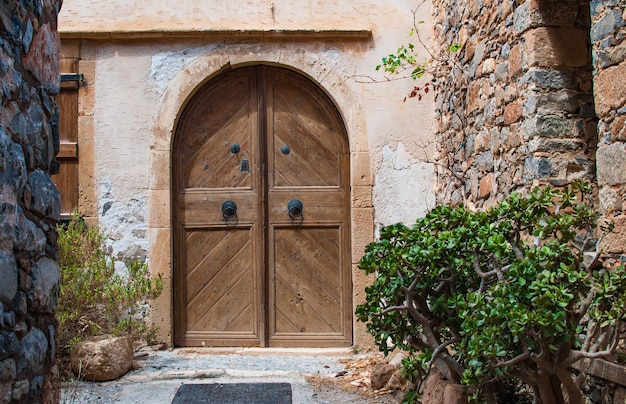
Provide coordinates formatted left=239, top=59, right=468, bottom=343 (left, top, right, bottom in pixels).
left=60, top=347, right=396, bottom=404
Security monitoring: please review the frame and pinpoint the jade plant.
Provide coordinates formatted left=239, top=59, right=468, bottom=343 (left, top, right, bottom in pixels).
left=356, top=180, right=626, bottom=403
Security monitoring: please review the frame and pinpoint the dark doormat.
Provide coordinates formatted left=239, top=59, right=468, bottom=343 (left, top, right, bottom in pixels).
left=171, top=382, right=292, bottom=404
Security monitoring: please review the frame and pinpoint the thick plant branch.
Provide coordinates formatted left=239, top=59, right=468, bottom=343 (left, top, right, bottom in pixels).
left=565, top=337, right=619, bottom=367
left=581, top=321, right=601, bottom=353
left=473, top=249, right=501, bottom=293
left=378, top=305, right=409, bottom=316
left=433, top=265, right=459, bottom=295
left=426, top=338, right=460, bottom=373
left=489, top=253, right=507, bottom=283
left=493, top=350, right=531, bottom=368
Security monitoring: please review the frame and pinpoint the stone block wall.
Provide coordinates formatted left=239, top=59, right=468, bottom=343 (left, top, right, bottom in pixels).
left=0, top=1, right=62, bottom=403
left=592, top=1, right=626, bottom=260
left=431, top=0, right=596, bottom=208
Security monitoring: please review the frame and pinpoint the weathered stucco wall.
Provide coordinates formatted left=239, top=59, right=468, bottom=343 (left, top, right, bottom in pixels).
left=0, top=0, right=62, bottom=402
left=58, top=1, right=438, bottom=347
left=431, top=0, right=596, bottom=208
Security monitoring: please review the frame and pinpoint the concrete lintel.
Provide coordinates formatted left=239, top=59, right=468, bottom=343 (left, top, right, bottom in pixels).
left=59, top=29, right=372, bottom=41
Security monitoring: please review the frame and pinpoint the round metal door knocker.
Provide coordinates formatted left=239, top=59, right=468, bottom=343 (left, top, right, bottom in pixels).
left=221, top=200, right=237, bottom=221
left=288, top=199, right=303, bottom=220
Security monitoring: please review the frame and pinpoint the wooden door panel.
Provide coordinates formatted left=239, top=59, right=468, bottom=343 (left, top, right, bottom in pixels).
left=271, top=227, right=346, bottom=340
left=274, top=277, right=340, bottom=334
left=276, top=227, right=341, bottom=289
left=180, top=227, right=259, bottom=344
left=185, top=117, right=253, bottom=189
left=271, top=73, right=342, bottom=187
left=178, top=191, right=258, bottom=225
left=178, top=72, right=257, bottom=190
left=267, top=188, right=347, bottom=224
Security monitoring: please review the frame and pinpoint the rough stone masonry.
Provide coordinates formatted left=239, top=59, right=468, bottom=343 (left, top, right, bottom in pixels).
left=0, top=0, right=63, bottom=403
left=431, top=0, right=626, bottom=261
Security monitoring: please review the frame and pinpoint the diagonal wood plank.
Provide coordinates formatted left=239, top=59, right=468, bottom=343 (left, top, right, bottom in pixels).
left=273, top=276, right=338, bottom=333
left=187, top=235, right=254, bottom=331
left=192, top=271, right=254, bottom=332
left=274, top=228, right=340, bottom=301
left=185, top=229, right=250, bottom=302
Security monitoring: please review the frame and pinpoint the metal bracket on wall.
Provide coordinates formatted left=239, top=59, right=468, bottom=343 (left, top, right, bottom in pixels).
left=60, top=73, right=86, bottom=88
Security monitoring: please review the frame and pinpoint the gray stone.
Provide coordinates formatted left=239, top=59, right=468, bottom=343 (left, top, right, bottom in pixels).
left=17, top=328, right=48, bottom=375
left=528, top=138, right=584, bottom=153
left=591, top=9, right=625, bottom=42
left=12, top=291, right=26, bottom=316
left=12, top=378, right=28, bottom=401
left=0, top=129, right=27, bottom=190
left=48, top=325, right=55, bottom=363
left=513, top=1, right=530, bottom=34
left=0, top=359, right=16, bottom=382
left=522, top=68, right=577, bottom=90
left=0, top=252, right=18, bottom=305
left=531, top=2, right=578, bottom=27
left=22, top=19, right=33, bottom=54
left=524, top=157, right=553, bottom=181
left=590, top=0, right=603, bottom=15
left=2, top=312, right=14, bottom=329
left=26, top=169, right=60, bottom=220
left=27, top=257, right=59, bottom=314
left=484, top=98, right=497, bottom=122
left=494, top=62, right=508, bottom=82
left=501, top=42, right=510, bottom=58
left=8, top=104, right=43, bottom=146
left=597, top=143, right=626, bottom=186
left=0, top=332, right=20, bottom=361
left=117, top=245, right=148, bottom=268
left=469, top=40, right=487, bottom=78
left=522, top=115, right=580, bottom=140
left=599, top=186, right=622, bottom=212
left=523, top=93, right=538, bottom=116
left=13, top=208, right=46, bottom=255
left=28, top=375, right=43, bottom=398
left=476, top=151, right=494, bottom=172
left=538, top=90, right=580, bottom=114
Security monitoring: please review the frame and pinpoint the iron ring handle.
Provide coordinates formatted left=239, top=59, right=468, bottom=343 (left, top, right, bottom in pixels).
left=288, top=199, right=303, bottom=220
left=222, top=200, right=237, bottom=221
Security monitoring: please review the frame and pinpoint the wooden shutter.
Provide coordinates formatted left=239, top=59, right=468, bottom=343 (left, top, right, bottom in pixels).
left=52, top=58, right=80, bottom=219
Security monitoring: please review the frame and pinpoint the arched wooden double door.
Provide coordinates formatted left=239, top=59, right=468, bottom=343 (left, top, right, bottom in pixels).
left=173, top=66, right=352, bottom=347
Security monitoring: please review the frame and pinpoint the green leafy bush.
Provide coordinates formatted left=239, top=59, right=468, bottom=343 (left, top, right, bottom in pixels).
left=357, top=181, right=626, bottom=403
left=56, top=213, right=163, bottom=365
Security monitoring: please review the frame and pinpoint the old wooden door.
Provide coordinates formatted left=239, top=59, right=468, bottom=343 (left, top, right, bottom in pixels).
left=173, top=66, right=352, bottom=347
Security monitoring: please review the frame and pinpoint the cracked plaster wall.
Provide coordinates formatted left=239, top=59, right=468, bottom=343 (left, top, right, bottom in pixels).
left=374, top=143, right=436, bottom=230
left=58, top=0, right=438, bottom=346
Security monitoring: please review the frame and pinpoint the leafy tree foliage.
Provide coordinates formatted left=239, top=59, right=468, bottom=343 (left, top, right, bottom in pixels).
left=357, top=181, right=626, bottom=403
